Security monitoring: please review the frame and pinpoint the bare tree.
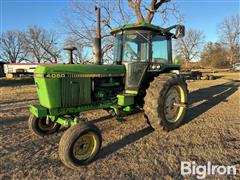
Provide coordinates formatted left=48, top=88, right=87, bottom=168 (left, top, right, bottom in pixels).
left=128, top=0, right=182, bottom=24
left=200, top=42, right=229, bottom=68
left=22, top=26, right=60, bottom=63
left=62, top=0, right=132, bottom=63
left=218, top=15, right=240, bottom=65
left=0, top=31, right=29, bottom=63
left=175, top=28, right=205, bottom=62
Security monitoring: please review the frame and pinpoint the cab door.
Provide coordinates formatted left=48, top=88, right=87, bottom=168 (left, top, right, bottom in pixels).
left=122, top=31, right=150, bottom=92
left=124, top=62, right=148, bottom=91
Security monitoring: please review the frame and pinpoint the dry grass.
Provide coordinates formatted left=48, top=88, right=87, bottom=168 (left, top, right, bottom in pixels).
left=0, top=72, right=239, bottom=179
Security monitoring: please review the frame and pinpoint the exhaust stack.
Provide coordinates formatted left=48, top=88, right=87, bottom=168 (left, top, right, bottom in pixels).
left=93, top=6, right=101, bottom=65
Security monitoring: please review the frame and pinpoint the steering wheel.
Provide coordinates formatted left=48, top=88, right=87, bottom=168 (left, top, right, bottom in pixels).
left=126, top=52, right=138, bottom=60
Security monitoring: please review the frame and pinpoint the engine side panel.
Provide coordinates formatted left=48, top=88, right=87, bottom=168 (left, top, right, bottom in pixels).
left=61, top=78, right=91, bottom=107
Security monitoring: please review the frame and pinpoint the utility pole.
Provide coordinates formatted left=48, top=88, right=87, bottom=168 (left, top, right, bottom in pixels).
left=93, top=6, right=101, bottom=65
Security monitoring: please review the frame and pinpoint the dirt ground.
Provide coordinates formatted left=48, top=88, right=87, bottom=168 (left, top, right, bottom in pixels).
left=0, top=72, right=239, bottom=179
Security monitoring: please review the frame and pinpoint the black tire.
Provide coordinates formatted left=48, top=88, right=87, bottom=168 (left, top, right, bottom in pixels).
left=28, top=114, right=61, bottom=137
left=209, top=75, right=215, bottom=80
left=144, top=74, right=188, bottom=131
left=59, top=122, right=102, bottom=169
left=196, top=75, right=201, bottom=80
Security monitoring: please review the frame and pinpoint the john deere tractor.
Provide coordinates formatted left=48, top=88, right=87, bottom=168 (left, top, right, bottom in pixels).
left=29, top=21, right=188, bottom=169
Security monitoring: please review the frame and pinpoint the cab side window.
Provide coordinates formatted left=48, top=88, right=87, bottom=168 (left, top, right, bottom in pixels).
left=152, top=35, right=171, bottom=63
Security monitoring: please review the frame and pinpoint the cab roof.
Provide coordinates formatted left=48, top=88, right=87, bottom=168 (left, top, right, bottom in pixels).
left=111, top=22, right=174, bottom=37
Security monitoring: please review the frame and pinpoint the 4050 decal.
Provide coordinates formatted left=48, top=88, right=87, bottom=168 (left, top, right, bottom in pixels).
left=45, top=74, right=66, bottom=78
left=34, top=73, right=125, bottom=78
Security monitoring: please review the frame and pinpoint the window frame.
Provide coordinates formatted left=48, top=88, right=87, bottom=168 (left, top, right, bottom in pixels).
left=122, top=30, right=152, bottom=63
left=150, top=32, right=172, bottom=64
left=113, top=32, right=124, bottom=64
left=114, top=30, right=173, bottom=64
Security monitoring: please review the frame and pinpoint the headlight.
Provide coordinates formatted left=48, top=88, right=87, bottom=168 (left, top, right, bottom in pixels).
left=150, top=64, right=161, bottom=70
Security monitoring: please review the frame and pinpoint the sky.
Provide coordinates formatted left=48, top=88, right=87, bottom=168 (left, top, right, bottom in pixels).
left=0, top=0, right=239, bottom=43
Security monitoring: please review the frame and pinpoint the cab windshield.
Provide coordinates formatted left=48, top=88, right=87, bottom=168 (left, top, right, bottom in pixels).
left=113, top=31, right=150, bottom=63
left=113, top=31, right=171, bottom=63
left=123, top=31, right=150, bottom=62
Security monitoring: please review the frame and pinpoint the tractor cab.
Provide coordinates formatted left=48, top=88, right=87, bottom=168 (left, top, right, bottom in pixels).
left=111, top=22, right=185, bottom=93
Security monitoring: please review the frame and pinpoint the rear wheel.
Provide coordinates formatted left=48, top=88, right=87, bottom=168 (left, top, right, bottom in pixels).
left=144, top=74, right=188, bottom=130
left=59, top=122, right=102, bottom=169
left=28, top=114, right=61, bottom=137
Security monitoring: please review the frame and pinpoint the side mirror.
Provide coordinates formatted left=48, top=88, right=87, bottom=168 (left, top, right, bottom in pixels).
left=175, top=25, right=185, bottom=38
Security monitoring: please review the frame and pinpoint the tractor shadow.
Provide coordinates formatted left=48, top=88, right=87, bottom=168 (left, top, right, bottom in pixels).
left=97, top=126, right=154, bottom=160
left=0, top=115, right=28, bottom=126
left=91, top=114, right=113, bottom=124
left=183, top=80, right=239, bottom=124
left=0, top=98, right=38, bottom=105
left=97, top=80, right=239, bottom=160
left=0, top=78, right=34, bottom=87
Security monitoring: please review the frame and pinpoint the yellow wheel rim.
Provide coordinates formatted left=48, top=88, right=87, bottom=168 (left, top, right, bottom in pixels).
left=38, top=118, right=55, bottom=131
left=73, top=132, right=97, bottom=161
left=164, top=85, right=186, bottom=123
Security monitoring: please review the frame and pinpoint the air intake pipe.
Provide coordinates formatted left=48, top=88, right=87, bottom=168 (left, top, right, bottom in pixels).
left=63, top=45, right=77, bottom=64
left=93, top=6, right=101, bottom=65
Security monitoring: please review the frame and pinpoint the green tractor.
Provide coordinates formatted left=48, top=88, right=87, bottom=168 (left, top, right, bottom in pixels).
left=29, top=21, right=188, bottom=169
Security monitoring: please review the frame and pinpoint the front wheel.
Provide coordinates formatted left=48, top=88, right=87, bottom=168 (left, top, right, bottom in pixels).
left=28, top=114, right=61, bottom=137
left=59, top=122, right=102, bottom=169
left=144, top=74, right=188, bottom=131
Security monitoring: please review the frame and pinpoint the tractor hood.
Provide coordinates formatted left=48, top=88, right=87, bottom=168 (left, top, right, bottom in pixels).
left=34, top=64, right=125, bottom=77
left=33, top=64, right=125, bottom=109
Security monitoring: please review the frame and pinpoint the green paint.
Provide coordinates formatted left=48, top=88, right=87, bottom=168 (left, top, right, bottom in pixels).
left=98, top=82, right=120, bottom=87
left=117, top=94, right=135, bottom=106
left=56, top=117, right=69, bottom=126
left=48, top=102, right=114, bottom=116
left=123, top=106, right=131, bottom=112
left=34, top=64, right=125, bottom=75
left=162, top=63, right=180, bottom=69
left=111, top=22, right=162, bottom=33
left=111, top=22, right=174, bottom=37
left=125, top=90, right=138, bottom=95
left=56, top=117, right=81, bottom=127
left=174, top=58, right=180, bottom=65
left=61, top=78, right=91, bottom=107
left=29, top=105, right=48, bottom=117
left=30, top=101, right=114, bottom=118
left=35, top=77, right=61, bottom=108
